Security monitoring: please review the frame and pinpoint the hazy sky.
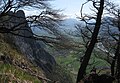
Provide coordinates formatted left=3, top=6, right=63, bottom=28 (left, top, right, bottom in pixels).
left=50, top=0, right=120, bottom=18
left=50, top=0, right=88, bottom=18
left=24, top=0, right=120, bottom=18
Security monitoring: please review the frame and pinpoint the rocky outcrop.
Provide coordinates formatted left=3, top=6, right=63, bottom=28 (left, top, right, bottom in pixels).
left=1, top=10, right=73, bottom=83
left=4, top=10, right=56, bottom=73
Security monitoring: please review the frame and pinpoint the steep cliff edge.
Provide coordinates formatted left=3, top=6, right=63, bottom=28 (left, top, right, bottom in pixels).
left=0, top=10, right=72, bottom=83
left=0, top=35, right=47, bottom=83
left=4, top=10, right=56, bottom=72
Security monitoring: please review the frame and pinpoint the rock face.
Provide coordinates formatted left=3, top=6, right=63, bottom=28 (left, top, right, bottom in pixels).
left=1, top=10, right=73, bottom=83
left=5, top=10, right=56, bottom=73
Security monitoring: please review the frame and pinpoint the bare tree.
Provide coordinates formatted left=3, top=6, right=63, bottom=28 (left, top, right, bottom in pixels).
left=75, top=1, right=120, bottom=82
left=0, top=0, right=64, bottom=44
left=76, top=0, right=104, bottom=82
left=104, top=1, right=120, bottom=82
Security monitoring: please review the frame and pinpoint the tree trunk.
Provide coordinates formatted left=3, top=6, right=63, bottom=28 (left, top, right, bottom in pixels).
left=116, top=14, right=120, bottom=83
left=116, top=40, right=120, bottom=83
left=111, top=55, right=117, bottom=76
left=76, top=0, right=104, bottom=82
left=111, top=43, right=119, bottom=77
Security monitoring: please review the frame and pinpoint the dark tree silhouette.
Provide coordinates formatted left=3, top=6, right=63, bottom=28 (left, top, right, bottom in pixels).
left=76, top=0, right=104, bottom=82
left=102, top=2, right=120, bottom=81
left=0, top=0, right=63, bottom=44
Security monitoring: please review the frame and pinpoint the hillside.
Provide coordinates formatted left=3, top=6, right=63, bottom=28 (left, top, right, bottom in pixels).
left=0, top=33, right=47, bottom=83
left=0, top=10, right=73, bottom=83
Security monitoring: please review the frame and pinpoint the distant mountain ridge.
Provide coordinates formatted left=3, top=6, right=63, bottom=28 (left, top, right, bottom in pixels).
left=32, top=16, right=119, bottom=40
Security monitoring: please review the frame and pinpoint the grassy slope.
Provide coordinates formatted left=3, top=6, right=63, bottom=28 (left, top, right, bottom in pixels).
left=0, top=64, right=42, bottom=83
left=0, top=34, right=73, bottom=83
left=0, top=34, right=47, bottom=83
